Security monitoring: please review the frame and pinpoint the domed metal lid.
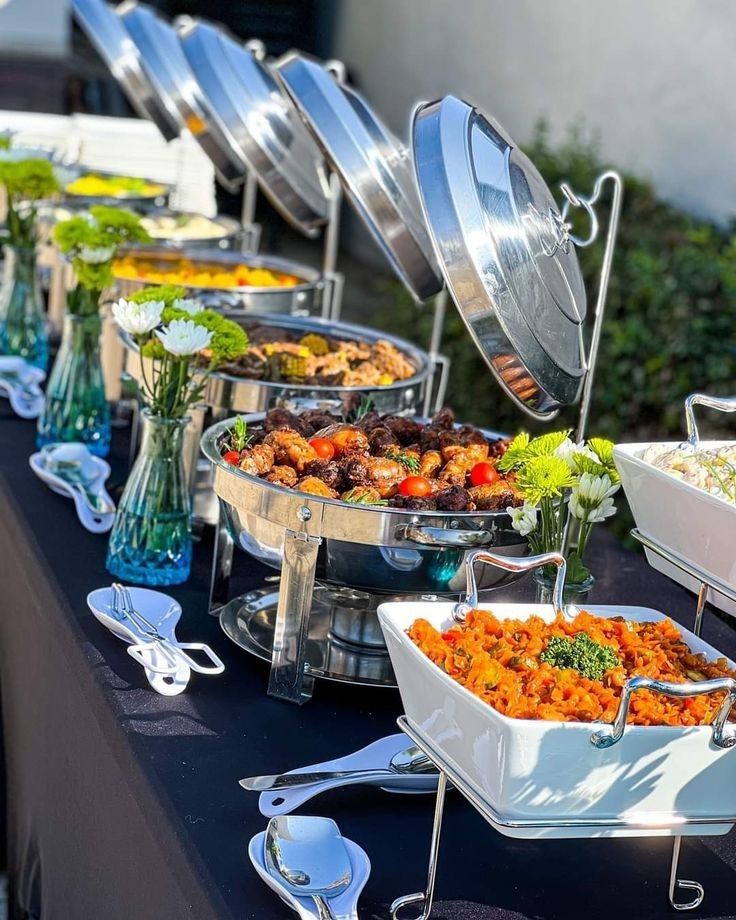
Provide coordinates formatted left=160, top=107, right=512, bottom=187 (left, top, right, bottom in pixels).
left=276, top=52, right=443, bottom=303
left=71, top=0, right=181, bottom=141
left=117, top=2, right=247, bottom=189
left=412, top=96, right=588, bottom=418
left=177, top=19, right=330, bottom=236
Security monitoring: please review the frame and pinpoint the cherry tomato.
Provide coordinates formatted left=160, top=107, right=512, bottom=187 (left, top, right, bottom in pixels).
left=223, top=450, right=241, bottom=466
left=398, top=475, right=433, bottom=497
left=470, top=461, right=500, bottom=487
left=309, top=437, right=336, bottom=460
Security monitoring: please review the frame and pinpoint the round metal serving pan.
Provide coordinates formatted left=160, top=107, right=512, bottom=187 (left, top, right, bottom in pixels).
left=412, top=95, right=588, bottom=419
left=132, top=212, right=244, bottom=251
left=112, top=247, right=327, bottom=315
left=276, top=52, right=442, bottom=302
left=178, top=19, right=330, bottom=235
left=71, top=0, right=182, bottom=141
left=124, top=312, right=433, bottom=416
left=118, top=3, right=248, bottom=189
left=202, top=415, right=529, bottom=596
left=61, top=168, right=171, bottom=208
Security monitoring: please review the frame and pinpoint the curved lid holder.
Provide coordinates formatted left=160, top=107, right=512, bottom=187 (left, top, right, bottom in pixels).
left=412, top=97, right=623, bottom=435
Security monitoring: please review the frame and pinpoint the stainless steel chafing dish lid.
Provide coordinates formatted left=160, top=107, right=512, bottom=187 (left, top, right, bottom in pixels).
left=71, top=0, right=181, bottom=141
left=276, top=52, right=443, bottom=303
left=176, top=19, right=329, bottom=234
left=412, top=96, right=588, bottom=418
left=116, top=3, right=247, bottom=189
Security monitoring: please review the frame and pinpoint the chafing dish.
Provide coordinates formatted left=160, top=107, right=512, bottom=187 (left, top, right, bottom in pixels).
left=61, top=168, right=171, bottom=209
left=123, top=312, right=435, bottom=417
left=201, top=412, right=528, bottom=702
left=379, top=550, right=736, bottom=840
left=112, top=247, right=337, bottom=318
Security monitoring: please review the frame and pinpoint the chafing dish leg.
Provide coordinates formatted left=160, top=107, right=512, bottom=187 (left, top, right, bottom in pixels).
left=668, top=836, right=705, bottom=911
left=390, top=770, right=448, bottom=920
left=267, top=529, right=321, bottom=704
left=693, top=582, right=708, bottom=639
left=209, top=504, right=234, bottom=614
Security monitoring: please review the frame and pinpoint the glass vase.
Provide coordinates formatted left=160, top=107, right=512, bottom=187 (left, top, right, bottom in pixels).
left=36, top=309, right=111, bottom=456
left=0, top=245, right=48, bottom=370
left=534, top=566, right=595, bottom=607
left=106, top=410, right=192, bottom=586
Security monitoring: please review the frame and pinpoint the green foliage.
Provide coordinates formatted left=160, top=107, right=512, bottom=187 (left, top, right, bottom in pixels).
left=540, top=632, right=621, bottom=681
left=187, top=309, right=249, bottom=364
left=128, top=284, right=187, bottom=306
left=0, top=158, right=59, bottom=249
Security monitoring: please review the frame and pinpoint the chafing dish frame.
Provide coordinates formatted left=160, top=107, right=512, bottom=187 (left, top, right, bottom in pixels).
left=387, top=550, right=736, bottom=918
left=201, top=414, right=528, bottom=703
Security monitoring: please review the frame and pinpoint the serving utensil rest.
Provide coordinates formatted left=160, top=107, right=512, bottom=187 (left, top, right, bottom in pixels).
left=389, top=551, right=736, bottom=917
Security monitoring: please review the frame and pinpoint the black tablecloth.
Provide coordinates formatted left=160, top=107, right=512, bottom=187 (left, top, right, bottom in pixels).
left=1, top=403, right=735, bottom=920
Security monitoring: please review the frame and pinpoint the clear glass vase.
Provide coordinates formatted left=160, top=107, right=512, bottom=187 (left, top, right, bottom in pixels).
left=36, top=309, right=111, bottom=456
left=534, top=566, right=595, bottom=607
left=0, top=245, right=48, bottom=370
left=106, top=410, right=192, bottom=586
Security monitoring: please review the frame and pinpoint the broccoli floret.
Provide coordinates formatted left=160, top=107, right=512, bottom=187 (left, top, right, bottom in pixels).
left=540, top=632, right=620, bottom=682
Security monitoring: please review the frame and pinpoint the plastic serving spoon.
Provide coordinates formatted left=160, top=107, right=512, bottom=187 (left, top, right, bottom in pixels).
left=242, top=734, right=438, bottom=817
left=249, top=830, right=369, bottom=920
left=39, top=444, right=116, bottom=533
left=265, top=817, right=352, bottom=920
left=0, top=356, right=45, bottom=418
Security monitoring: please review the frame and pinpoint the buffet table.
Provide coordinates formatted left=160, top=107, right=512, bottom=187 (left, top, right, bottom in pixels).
left=1, top=403, right=736, bottom=920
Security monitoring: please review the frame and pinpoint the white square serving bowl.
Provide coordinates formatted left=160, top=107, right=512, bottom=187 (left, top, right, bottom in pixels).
left=378, top=599, right=736, bottom=839
left=614, top=441, right=736, bottom=616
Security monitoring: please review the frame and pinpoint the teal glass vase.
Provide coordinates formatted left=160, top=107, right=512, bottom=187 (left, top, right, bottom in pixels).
left=36, top=308, right=111, bottom=456
left=106, top=410, right=192, bottom=586
left=0, top=245, right=48, bottom=370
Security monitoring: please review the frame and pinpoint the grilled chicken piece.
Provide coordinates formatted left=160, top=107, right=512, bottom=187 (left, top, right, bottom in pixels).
left=469, top=481, right=521, bottom=511
left=440, top=439, right=489, bottom=464
left=440, top=444, right=490, bottom=482
left=264, top=428, right=318, bottom=473
left=238, top=444, right=275, bottom=476
left=419, top=450, right=442, bottom=478
left=341, top=454, right=405, bottom=498
left=296, top=476, right=338, bottom=499
left=313, top=423, right=370, bottom=456
left=341, top=485, right=383, bottom=505
left=264, top=465, right=298, bottom=488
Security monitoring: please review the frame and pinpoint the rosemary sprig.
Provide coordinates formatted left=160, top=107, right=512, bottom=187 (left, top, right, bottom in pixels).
left=385, top=448, right=420, bottom=474
left=342, top=488, right=388, bottom=506
left=346, top=395, right=374, bottom=423
left=225, top=416, right=253, bottom=453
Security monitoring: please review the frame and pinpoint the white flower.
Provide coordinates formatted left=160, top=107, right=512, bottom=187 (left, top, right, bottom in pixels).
left=155, top=319, right=212, bottom=356
left=112, top=298, right=164, bottom=336
left=77, top=245, right=115, bottom=264
left=555, top=437, right=598, bottom=471
left=569, top=473, right=620, bottom=522
left=506, top=501, right=538, bottom=536
left=172, top=298, right=201, bottom=316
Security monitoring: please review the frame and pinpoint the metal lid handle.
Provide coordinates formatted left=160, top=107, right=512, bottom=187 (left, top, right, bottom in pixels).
left=591, top=675, right=736, bottom=750
left=684, top=392, right=736, bottom=449
left=453, top=549, right=567, bottom=622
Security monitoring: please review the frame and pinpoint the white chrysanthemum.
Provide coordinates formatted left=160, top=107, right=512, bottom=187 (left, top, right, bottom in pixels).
left=172, top=298, right=201, bottom=316
left=155, top=319, right=212, bottom=356
left=555, top=437, right=598, bottom=471
left=569, top=473, right=619, bottom=522
left=506, top=501, right=538, bottom=536
left=111, top=298, right=164, bottom=336
left=77, top=245, right=115, bottom=264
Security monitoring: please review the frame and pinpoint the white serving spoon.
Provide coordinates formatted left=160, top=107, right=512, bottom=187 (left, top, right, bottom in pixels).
left=0, top=356, right=45, bottom=418
left=31, top=443, right=116, bottom=533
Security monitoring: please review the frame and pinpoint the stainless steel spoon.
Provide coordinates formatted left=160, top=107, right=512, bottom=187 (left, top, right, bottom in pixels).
left=264, top=816, right=352, bottom=920
left=240, top=744, right=434, bottom=792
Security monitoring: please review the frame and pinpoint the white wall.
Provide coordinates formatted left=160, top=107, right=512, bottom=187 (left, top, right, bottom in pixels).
left=332, top=0, right=736, bottom=224
left=0, top=0, right=70, bottom=57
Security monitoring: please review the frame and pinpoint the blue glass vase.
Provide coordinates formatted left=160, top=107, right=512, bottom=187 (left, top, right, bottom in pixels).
left=0, top=245, right=48, bottom=370
left=106, top=410, right=192, bottom=586
left=36, top=309, right=111, bottom=456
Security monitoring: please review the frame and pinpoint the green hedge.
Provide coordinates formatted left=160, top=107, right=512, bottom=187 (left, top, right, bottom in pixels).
left=378, top=122, right=736, bottom=442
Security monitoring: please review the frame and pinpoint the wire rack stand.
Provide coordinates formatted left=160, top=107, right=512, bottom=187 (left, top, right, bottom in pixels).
left=631, top=529, right=736, bottom=640
left=391, top=712, right=735, bottom=918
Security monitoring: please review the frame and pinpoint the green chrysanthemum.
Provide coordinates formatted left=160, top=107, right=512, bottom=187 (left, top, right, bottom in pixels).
left=516, top=455, right=575, bottom=505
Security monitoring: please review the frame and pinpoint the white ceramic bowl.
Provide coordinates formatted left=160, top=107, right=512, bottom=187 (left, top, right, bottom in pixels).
left=378, top=599, right=736, bottom=839
left=615, top=441, right=736, bottom=616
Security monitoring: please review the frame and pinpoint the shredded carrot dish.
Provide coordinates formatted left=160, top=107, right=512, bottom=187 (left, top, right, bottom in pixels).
left=409, top=609, right=736, bottom=726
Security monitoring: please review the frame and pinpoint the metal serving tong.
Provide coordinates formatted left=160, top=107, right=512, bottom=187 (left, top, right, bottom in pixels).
left=111, top=583, right=224, bottom=675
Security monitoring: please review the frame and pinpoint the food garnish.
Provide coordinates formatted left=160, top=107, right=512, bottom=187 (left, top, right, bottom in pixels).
left=469, top=461, right=500, bottom=487
left=398, top=475, right=432, bottom=497
left=385, top=448, right=420, bottom=474
left=309, top=437, right=336, bottom=461
left=539, top=632, right=621, bottom=681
